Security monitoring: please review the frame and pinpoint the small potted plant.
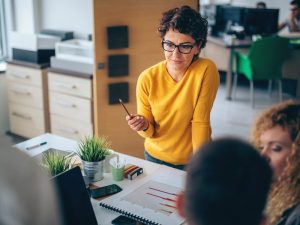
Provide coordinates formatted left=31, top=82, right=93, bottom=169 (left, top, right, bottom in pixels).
left=77, top=135, right=110, bottom=182
left=42, top=151, right=73, bottom=176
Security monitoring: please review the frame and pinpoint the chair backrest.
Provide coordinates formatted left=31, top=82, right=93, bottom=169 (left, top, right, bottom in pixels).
left=248, top=35, right=290, bottom=80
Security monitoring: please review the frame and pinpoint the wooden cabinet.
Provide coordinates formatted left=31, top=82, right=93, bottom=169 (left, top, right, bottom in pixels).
left=5, top=61, right=50, bottom=138
left=47, top=68, right=93, bottom=140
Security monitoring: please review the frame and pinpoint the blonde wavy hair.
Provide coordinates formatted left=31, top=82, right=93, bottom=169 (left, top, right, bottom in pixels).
left=251, top=100, right=300, bottom=225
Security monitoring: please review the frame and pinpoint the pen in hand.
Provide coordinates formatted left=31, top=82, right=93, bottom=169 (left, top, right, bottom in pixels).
left=26, top=141, right=47, bottom=150
left=119, top=98, right=132, bottom=118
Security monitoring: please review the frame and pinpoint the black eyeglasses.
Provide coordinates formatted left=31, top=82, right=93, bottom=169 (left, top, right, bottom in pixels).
left=161, top=40, right=197, bottom=54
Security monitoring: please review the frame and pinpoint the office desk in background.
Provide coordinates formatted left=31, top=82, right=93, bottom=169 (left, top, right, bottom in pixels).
left=15, top=133, right=186, bottom=225
left=203, top=35, right=300, bottom=100
left=202, top=36, right=251, bottom=100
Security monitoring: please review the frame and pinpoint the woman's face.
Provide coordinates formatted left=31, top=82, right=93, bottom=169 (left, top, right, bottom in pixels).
left=163, top=29, right=200, bottom=73
left=259, top=125, right=293, bottom=180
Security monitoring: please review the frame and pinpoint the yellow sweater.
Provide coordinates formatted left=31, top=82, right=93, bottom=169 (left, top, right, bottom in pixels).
left=137, top=58, right=219, bottom=165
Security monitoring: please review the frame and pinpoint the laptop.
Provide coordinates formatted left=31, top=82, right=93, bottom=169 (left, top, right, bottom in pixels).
left=52, top=166, right=98, bottom=225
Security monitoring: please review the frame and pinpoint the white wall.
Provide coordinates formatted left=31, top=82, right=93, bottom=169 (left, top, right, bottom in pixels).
left=14, top=0, right=37, bottom=33
left=39, top=0, right=92, bottom=39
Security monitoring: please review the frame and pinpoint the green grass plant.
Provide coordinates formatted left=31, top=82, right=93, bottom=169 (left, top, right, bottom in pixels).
left=42, top=151, right=73, bottom=176
left=77, top=136, right=110, bottom=162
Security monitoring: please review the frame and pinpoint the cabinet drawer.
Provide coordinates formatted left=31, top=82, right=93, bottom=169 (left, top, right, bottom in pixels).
left=50, top=114, right=93, bottom=140
left=49, top=92, right=92, bottom=123
left=9, top=103, right=45, bottom=138
left=8, top=83, right=43, bottom=109
left=48, top=72, right=92, bottom=99
left=6, top=64, right=43, bottom=87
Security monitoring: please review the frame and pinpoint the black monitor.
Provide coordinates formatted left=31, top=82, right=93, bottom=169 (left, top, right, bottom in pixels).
left=243, top=8, right=279, bottom=36
left=212, top=5, right=244, bottom=36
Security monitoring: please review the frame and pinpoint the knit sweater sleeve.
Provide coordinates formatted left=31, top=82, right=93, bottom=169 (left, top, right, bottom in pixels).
left=136, top=70, right=155, bottom=138
left=192, top=60, right=219, bottom=152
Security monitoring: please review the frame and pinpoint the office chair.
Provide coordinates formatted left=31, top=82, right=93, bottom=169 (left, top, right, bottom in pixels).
left=233, top=36, right=290, bottom=108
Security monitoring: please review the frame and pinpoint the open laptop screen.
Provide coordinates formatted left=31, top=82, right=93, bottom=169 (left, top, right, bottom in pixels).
left=52, top=166, right=98, bottom=225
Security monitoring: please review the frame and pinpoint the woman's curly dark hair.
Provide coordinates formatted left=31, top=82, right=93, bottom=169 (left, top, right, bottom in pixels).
left=158, top=5, right=208, bottom=49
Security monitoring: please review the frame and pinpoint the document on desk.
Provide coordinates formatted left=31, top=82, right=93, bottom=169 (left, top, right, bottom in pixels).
left=99, top=166, right=186, bottom=225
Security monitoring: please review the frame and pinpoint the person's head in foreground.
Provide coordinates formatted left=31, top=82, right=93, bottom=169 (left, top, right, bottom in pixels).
left=158, top=5, right=208, bottom=67
left=0, top=146, right=62, bottom=225
left=251, top=100, right=300, bottom=225
left=176, top=138, right=272, bottom=225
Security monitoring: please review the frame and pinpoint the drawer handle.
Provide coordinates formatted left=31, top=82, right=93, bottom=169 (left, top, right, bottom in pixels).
left=54, top=99, right=77, bottom=108
left=11, top=73, right=30, bottom=79
left=57, top=127, right=79, bottom=134
left=11, top=88, right=31, bottom=96
left=12, top=112, right=32, bottom=120
left=53, top=81, right=76, bottom=90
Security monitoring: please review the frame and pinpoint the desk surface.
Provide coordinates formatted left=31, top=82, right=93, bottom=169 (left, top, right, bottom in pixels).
left=15, top=133, right=186, bottom=225
left=208, top=35, right=252, bottom=48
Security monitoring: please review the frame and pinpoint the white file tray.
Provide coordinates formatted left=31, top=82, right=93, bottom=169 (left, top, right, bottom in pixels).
left=55, top=39, right=94, bottom=64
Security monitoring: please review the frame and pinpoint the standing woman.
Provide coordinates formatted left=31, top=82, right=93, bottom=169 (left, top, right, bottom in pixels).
left=251, top=100, right=300, bottom=225
left=126, top=5, right=219, bottom=169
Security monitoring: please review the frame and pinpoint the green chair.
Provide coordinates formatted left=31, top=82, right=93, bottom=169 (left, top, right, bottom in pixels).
left=233, top=36, right=291, bottom=108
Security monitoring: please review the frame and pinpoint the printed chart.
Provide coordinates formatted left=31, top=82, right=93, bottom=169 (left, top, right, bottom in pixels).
left=121, top=180, right=181, bottom=215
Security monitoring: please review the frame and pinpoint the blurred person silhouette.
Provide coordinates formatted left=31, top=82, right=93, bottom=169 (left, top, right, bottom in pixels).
left=0, top=146, right=62, bottom=225
left=279, top=0, right=300, bottom=32
left=256, top=1, right=267, bottom=9
left=251, top=100, right=300, bottom=225
left=176, top=138, right=272, bottom=225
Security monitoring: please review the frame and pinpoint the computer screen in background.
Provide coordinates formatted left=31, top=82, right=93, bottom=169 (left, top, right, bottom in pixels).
left=212, top=5, right=244, bottom=37
left=242, top=8, right=279, bottom=36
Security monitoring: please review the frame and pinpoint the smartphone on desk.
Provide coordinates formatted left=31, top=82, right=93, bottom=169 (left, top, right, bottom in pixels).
left=111, top=215, right=144, bottom=225
left=90, top=184, right=122, bottom=199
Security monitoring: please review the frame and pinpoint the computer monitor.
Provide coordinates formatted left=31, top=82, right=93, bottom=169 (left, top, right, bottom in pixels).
left=243, top=8, right=279, bottom=36
left=212, top=5, right=244, bottom=36
left=52, top=166, right=98, bottom=225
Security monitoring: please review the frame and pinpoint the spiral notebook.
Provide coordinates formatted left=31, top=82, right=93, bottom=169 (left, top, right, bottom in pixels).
left=99, top=167, right=186, bottom=225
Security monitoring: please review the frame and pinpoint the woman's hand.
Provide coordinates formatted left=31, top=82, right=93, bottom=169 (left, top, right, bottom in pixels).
left=126, top=114, right=149, bottom=132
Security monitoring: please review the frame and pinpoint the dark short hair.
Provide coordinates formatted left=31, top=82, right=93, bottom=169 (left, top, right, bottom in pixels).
left=256, top=1, right=267, bottom=8
left=291, top=0, right=300, bottom=8
left=184, top=138, right=272, bottom=225
left=158, top=5, right=208, bottom=49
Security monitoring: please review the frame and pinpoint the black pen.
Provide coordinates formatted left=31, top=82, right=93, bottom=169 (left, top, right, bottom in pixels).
left=119, top=98, right=132, bottom=117
left=26, top=141, right=47, bottom=150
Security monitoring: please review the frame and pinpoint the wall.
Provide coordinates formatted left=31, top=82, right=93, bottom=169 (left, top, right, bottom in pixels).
left=14, top=0, right=37, bottom=33
left=39, top=0, right=92, bottom=39
left=10, top=0, right=92, bottom=42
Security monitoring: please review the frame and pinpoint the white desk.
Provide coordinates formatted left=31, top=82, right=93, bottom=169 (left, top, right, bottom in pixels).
left=15, top=133, right=186, bottom=225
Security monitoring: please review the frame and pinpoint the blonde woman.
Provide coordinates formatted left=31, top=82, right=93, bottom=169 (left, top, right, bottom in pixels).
left=251, top=100, right=300, bottom=225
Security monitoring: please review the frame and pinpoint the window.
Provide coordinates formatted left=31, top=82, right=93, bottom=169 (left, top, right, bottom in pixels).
left=0, top=0, right=7, bottom=62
